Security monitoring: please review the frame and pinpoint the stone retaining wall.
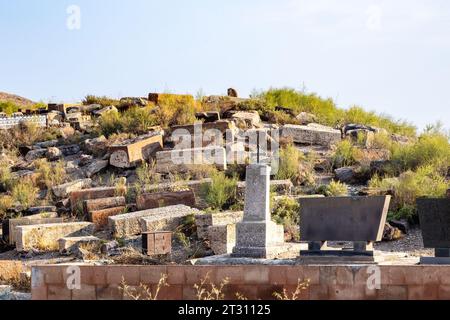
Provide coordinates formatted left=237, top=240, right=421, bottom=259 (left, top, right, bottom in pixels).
left=31, top=265, right=450, bottom=300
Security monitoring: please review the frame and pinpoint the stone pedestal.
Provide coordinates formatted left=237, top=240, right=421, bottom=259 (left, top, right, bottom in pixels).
left=232, top=164, right=284, bottom=259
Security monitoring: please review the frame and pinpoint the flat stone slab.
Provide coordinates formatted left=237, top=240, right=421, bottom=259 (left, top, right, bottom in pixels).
left=52, top=179, right=92, bottom=199
left=6, top=212, right=62, bottom=245
left=156, top=146, right=227, bottom=174
left=281, top=123, right=342, bottom=147
left=58, top=236, right=102, bottom=254
left=208, top=224, right=237, bottom=255
left=69, top=187, right=118, bottom=212
left=140, top=206, right=201, bottom=233
left=195, top=211, right=244, bottom=240
left=136, top=190, right=196, bottom=211
left=420, top=257, right=450, bottom=265
left=109, top=205, right=201, bottom=238
left=15, top=222, right=95, bottom=252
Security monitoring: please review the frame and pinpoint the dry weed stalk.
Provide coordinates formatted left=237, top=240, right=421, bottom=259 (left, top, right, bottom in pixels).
left=119, top=274, right=169, bottom=300
left=194, top=272, right=230, bottom=300
left=273, top=279, right=310, bottom=300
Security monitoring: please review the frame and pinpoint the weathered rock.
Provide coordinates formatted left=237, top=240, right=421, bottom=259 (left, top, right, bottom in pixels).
left=209, top=224, right=236, bottom=255
left=335, top=167, right=357, bottom=184
left=58, top=236, right=101, bottom=254
left=390, top=219, right=409, bottom=235
left=69, top=187, right=118, bottom=211
left=58, top=144, right=81, bottom=156
left=195, top=111, right=221, bottom=123
left=25, top=206, right=57, bottom=216
left=93, top=106, right=118, bottom=117
left=100, top=240, right=120, bottom=256
left=136, top=190, right=196, bottom=211
left=34, top=140, right=59, bottom=149
left=109, top=205, right=200, bottom=238
left=346, top=129, right=375, bottom=148
left=83, top=159, right=109, bottom=178
left=52, top=179, right=92, bottom=199
left=383, top=223, right=404, bottom=242
left=227, top=88, right=238, bottom=98
left=109, top=132, right=163, bottom=168
left=156, top=146, right=227, bottom=174
left=195, top=211, right=244, bottom=240
left=295, top=112, right=317, bottom=125
left=281, top=124, right=342, bottom=147
left=46, top=147, right=63, bottom=161
left=230, top=111, right=261, bottom=129
left=84, top=136, right=108, bottom=156
left=4, top=213, right=62, bottom=245
left=15, top=222, right=95, bottom=252
left=25, top=148, right=46, bottom=162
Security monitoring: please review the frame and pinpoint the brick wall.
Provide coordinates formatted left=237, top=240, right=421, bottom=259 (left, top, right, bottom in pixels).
left=31, top=265, right=450, bottom=300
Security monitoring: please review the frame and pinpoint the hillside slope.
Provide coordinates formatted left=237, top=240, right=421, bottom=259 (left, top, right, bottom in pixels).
left=0, top=92, right=35, bottom=107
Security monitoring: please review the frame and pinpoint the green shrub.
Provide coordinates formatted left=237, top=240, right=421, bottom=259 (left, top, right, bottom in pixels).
left=391, top=131, right=450, bottom=174
left=272, top=196, right=300, bottom=242
left=332, top=140, right=362, bottom=168
left=275, top=145, right=305, bottom=183
left=11, top=180, right=38, bottom=208
left=34, top=159, right=67, bottom=189
left=0, top=164, right=14, bottom=191
left=317, top=181, right=349, bottom=197
left=250, top=88, right=416, bottom=136
left=203, top=172, right=238, bottom=211
left=83, top=95, right=120, bottom=107
left=97, top=107, right=158, bottom=137
left=154, top=94, right=198, bottom=127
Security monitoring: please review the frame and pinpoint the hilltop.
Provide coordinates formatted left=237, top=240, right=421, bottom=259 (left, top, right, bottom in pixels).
left=0, top=92, right=35, bottom=107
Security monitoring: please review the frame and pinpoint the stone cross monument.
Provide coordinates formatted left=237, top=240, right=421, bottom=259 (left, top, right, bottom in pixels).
left=232, top=164, right=285, bottom=259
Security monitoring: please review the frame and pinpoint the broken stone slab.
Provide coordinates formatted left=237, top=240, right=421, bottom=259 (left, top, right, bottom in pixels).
left=83, top=159, right=109, bottom=178
left=136, top=190, right=196, bottom=211
left=170, top=121, right=236, bottom=148
left=229, top=111, right=262, bottom=129
left=15, top=222, right=95, bottom=252
left=25, top=148, right=47, bottom=162
left=140, top=206, right=201, bottom=233
left=109, top=132, right=163, bottom=168
left=69, top=187, right=118, bottom=212
left=25, top=206, right=57, bottom=216
left=281, top=124, right=342, bottom=147
left=52, top=179, right=92, bottom=199
left=143, top=179, right=212, bottom=209
left=83, top=196, right=126, bottom=215
left=195, top=211, right=244, bottom=240
left=58, top=236, right=102, bottom=254
left=156, top=146, right=227, bottom=174
left=109, top=205, right=200, bottom=238
left=209, top=224, right=237, bottom=255
left=4, top=213, right=62, bottom=245
left=90, top=206, right=126, bottom=230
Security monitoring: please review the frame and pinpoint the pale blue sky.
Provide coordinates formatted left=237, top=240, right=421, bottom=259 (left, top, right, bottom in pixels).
left=0, top=0, right=449, bottom=130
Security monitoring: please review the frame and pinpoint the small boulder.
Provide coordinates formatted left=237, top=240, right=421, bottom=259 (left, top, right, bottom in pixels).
left=46, top=147, right=63, bottom=161
left=390, top=219, right=409, bottom=235
left=383, top=223, right=404, bottom=241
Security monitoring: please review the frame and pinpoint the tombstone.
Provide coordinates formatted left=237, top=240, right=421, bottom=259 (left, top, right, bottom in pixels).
left=231, top=164, right=285, bottom=259
left=417, top=198, right=450, bottom=265
left=298, top=196, right=391, bottom=264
